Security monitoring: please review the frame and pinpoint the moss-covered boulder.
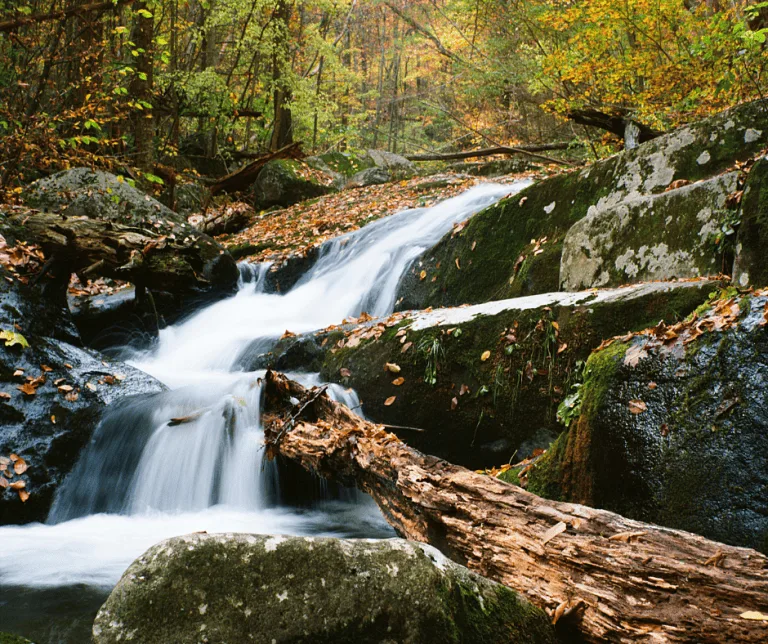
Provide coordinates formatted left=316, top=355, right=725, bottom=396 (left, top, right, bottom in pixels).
left=93, top=534, right=556, bottom=644
left=734, top=156, right=768, bottom=288
left=524, top=290, right=768, bottom=552
left=0, top=633, right=34, bottom=644
left=249, top=159, right=335, bottom=210
left=560, top=172, right=739, bottom=290
left=23, top=168, right=182, bottom=228
left=289, top=281, right=718, bottom=468
left=396, top=100, right=768, bottom=310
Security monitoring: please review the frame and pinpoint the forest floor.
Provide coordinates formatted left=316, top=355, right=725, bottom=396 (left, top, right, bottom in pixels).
left=221, top=170, right=544, bottom=265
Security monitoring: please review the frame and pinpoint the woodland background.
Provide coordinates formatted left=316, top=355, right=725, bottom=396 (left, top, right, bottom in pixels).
left=0, top=0, right=767, bottom=195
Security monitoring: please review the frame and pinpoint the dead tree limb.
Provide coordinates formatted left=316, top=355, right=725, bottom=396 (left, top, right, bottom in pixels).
left=262, top=370, right=768, bottom=644
left=206, top=142, right=303, bottom=201
left=405, top=143, right=573, bottom=162
left=567, top=108, right=664, bottom=144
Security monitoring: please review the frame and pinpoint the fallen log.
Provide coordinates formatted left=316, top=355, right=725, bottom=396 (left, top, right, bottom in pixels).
left=7, top=211, right=237, bottom=293
left=405, top=143, right=573, bottom=162
left=262, top=370, right=768, bottom=644
left=567, top=108, right=664, bottom=144
left=206, top=141, right=303, bottom=201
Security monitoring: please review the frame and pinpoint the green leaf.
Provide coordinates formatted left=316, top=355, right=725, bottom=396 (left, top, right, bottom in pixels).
left=137, top=8, right=153, bottom=18
left=0, top=330, right=29, bottom=349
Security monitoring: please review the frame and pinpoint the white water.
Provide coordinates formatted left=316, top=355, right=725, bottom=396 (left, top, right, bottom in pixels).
left=0, top=181, right=531, bottom=640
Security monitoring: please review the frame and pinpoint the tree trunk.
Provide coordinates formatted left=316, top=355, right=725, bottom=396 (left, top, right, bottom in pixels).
left=130, top=0, right=154, bottom=170
left=262, top=370, right=768, bottom=644
left=567, top=108, right=663, bottom=145
left=270, top=0, right=294, bottom=152
left=406, top=143, right=573, bottom=162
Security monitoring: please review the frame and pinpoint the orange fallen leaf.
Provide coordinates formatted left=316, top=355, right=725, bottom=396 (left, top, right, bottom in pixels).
left=384, top=396, right=396, bottom=406
left=13, top=458, right=27, bottom=475
left=628, top=400, right=647, bottom=414
left=419, top=270, right=427, bottom=281
left=18, top=489, right=29, bottom=502
left=392, top=377, right=405, bottom=386
left=0, top=477, right=7, bottom=489
left=0, top=392, right=10, bottom=401
left=451, top=397, right=458, bottom=410
left=10, top=480, right=25, bottom=490
left=17, top=382, right=37, bottom=396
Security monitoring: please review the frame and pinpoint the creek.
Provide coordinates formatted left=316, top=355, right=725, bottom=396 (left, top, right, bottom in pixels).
left=0, top=181, right=531, bottom=642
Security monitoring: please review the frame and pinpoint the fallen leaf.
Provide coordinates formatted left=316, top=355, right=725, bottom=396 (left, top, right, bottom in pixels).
left=339, top=368, right=351, bottom=378
left=9, top=454, right=18, bottom=462
left=419, top=270, right=427, bottom=281
left=392, top=377, right=405, bottom=386
left=459, top=384, right=470, bottom=396
left=384, top=396, right=396, bottom=406
left=648, top=381, right=658, bottom=390
left=385, top=362, right=401, bottom=373
left=451, top=396, right=458, bottom=410
left=454, top=257, right=460, bottom=270
left=10, top=480, right=25, bottom=490
left=0, top=477, right=7, bottom=489
left=0, top=392, right=10, bottom=401
left=17, top=383, right=37, bottom=396
left=18, top=489, right=29, bottom=502
left=0, top=329, right=29, bottom=349
left=13, top=458, right=27, bottom=475
left=40, top=364, right=53, bottom=372
left=401, top=342, right=412, bottom=353
left=85, top=382, right=97, bottom=391
left=628, top=400, right=647, bottom=414
left=624, top=344, right=648, bottom=367
left=480, top=350, right=491, bottom=362
left=58, top=384, right=74, bottom=393
left=12, top=369, right=23, bottom=377
left=740, top=611, right=768, bottom=621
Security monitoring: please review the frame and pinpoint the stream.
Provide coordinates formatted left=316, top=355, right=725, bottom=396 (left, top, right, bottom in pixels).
left=0, top=180, right=531, bottom=642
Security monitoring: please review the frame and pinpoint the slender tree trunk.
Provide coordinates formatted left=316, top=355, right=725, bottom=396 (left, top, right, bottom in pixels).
left=130, top=0, right=154, bottom=170
left=270, top=0, right=294, bottom=151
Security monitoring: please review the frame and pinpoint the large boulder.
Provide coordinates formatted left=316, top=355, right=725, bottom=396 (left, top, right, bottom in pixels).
left=93, top=534, right=556, bottom=644
left=251, top=280, right=718, bottom=468
left=560, top=172, right=739, bottom=290
left=249, top=159, right=335, bottom=210
left=396, top=99, right=768, bottom=310
left=23, top=167, right=182, bottom=228
left=0, top=267, right=164, bottom=524
left=521, top=289, right=768, bottom=552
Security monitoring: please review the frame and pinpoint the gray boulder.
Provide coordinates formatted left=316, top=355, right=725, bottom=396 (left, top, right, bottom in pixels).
left=23, top=167, right=182, bottom=228
left=249, top=159, right=335, bottom=210
left=346, top=166, right=391, bottom=188
left=366, top=149, right=416, bottom=179
left=93, top=534, right=556, bottom=644
left=560, top=172, right=739, bottom=290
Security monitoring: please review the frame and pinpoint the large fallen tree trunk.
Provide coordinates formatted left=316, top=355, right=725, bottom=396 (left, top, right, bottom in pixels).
left=405, top=142, right=573, bottom=162
left=262, top=370, right=768, bottom=643
left=8, top=211, right=237, bottom=293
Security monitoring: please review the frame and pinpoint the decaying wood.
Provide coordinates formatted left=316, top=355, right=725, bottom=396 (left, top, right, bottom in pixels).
left=405, top=143, right=573, bottom=162
left=262, top=370, right=768, bottom=643
left=567, top=108, right=664, bottom=143
left=9, top=211, right=231, bottom=292
left=206, top=141, right=303, bottom=201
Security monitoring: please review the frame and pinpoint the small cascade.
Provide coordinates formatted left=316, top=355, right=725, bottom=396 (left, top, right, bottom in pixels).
left=1, top=180, right=532, bottom=632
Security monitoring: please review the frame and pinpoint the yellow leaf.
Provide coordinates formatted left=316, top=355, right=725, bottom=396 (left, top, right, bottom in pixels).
left=480, top=350, right=491, bottom=362
left=385, top=363, right=401, bottom=373
left=740, top=611, right=768, bottom=621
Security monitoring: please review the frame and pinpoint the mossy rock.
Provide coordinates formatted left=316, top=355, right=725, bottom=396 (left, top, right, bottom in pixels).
left=528, top=293, right=768, bottom=552
left=311, top=281, right=718, bottom=469
left=23, top=168, right=183, bottom=228
left=0, top=633, right=35, bottom=644
left=93, top=534, right=556, bottom=644
left=560, top=172, right=739, bottom=290
left=396, top=100, right=768, bottom=310
left=734, top=156, right=768, bottom=288
left=249, top=159, right=335, bottom=210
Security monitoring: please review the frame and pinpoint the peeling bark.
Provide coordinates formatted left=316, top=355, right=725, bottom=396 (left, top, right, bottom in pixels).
left=262, top=370, right=768, bottom=644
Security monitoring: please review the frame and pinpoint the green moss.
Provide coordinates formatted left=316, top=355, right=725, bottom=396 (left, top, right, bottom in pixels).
left=0, top=633, right=34, bottom=644
left=496, top=467, right=521, bottom=486
left=317, top=151, right=372, bottom=177
left=526, top=431, right=568, bottom=500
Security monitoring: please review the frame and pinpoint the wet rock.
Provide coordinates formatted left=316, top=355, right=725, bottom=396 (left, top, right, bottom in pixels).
left=0, top=269, right=164, bottom=524
left=249, top=159, right=335, bottom=210
left=93, top=534, right=556, bottom=644
left=734, top=156, right=768, bottom=288
left=310, top=281, right=718, bottom=468
left=560, top=172, right=739, bottom=290
left=525, top=291, right=768, bottom=552
left=397, top=99, right=768, bottom=310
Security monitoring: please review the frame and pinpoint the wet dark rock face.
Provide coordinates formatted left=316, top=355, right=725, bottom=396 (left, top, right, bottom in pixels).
left=0, top=269, right=164, bottom=524
left=529, top=293, right=768, bottom=552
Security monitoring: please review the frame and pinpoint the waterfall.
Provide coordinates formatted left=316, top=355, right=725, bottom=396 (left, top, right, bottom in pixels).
left=1, top=180, right=531, bottom=607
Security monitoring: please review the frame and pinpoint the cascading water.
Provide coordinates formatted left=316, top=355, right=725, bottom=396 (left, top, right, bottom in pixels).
left=0, top=180, right=531, bottom=642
